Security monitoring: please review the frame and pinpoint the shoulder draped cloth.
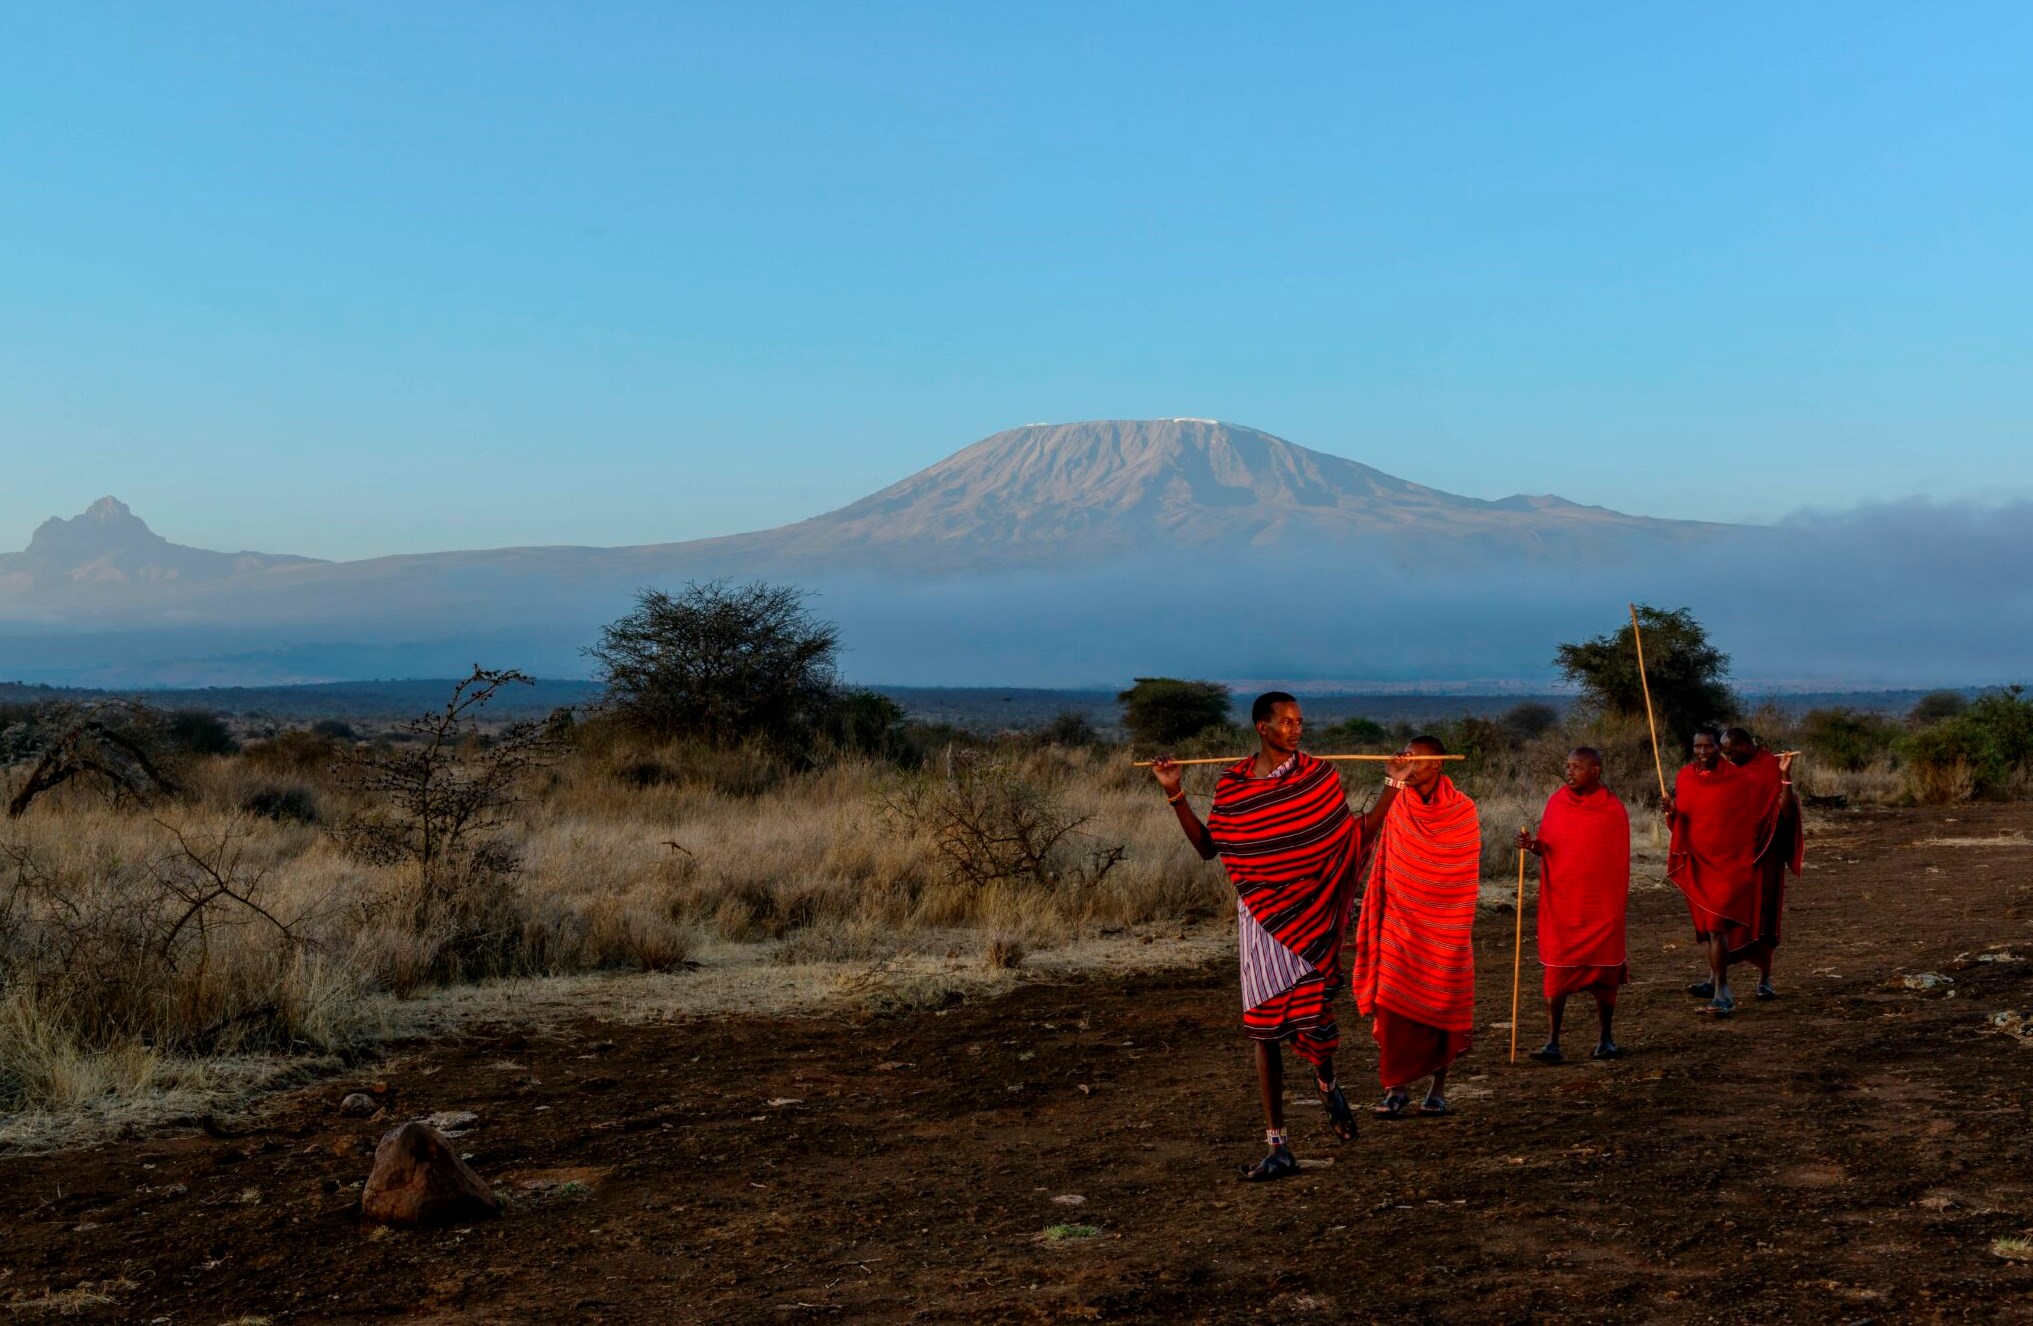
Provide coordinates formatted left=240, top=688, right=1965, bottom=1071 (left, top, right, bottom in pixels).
left=1739, top=747, right=1806, bottom=875
left=1667, top=759, right=1760, bottom=928
left=1536, top=785, right=1631, bottom=970
left=1205, top=752, right=1364, bottom=978
left=1350, top=774, right=1481, bottom=1033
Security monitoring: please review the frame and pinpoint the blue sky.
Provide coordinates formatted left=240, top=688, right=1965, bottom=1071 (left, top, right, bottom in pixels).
left=4, top=2, right=2029, bottom=561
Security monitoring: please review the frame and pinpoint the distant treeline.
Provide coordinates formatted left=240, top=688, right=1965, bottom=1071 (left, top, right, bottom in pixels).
left=0, top=676, right=1985, bottom=732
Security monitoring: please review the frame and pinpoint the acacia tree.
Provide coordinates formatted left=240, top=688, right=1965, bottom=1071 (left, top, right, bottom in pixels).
left=1555, top=605, right=1737, bottom=749
left=587, top=581, right=844, bottom=755
left=1116, top=678, right=1233, bottom=749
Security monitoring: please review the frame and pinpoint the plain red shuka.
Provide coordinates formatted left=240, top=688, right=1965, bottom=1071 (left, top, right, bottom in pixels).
left=1668, top=759, right=1761, bottom=946
left=1535, top=784, right=1632, bottom=1000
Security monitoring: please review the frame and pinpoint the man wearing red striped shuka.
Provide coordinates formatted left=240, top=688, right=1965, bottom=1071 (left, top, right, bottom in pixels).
left=1721, top=726, right=1805, bottom=1002
left=1151, top=692, right=1416, bottom=1182
left=1351, top=735, right=1481, bottom=1119
left=1517, top=746, right=1631, bottom=1063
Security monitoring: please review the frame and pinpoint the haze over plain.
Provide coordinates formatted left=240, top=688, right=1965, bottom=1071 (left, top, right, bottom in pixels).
left=3, top=5, right=2028, bottom=687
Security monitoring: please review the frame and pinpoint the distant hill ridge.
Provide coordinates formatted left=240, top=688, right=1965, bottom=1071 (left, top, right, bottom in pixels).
left=0, top=497, right=321, bottom=597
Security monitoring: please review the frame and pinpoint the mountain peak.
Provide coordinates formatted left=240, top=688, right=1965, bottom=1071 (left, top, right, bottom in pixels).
left=2, top=499, right=322, bottom=596
left=731, top=418, right=1692, bottom=572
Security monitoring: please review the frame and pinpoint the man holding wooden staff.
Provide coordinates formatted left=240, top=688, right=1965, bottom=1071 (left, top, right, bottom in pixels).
left=1665, top=725, right=1796, bottom=1016
left=1149, top=692, right=1418, bottom=1181
left=1717, top=726, right=1805, bottom=1001
left=1516, top=747, right=1631, bottom=1062
left=1351, top=735, right=1481, bottom=1118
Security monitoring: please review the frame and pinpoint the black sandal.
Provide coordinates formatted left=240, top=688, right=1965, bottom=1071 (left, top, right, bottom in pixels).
left=1591, top=1041, right=1624, bottom=1060
left=1238, top=1146, right=1299, bottom=1182
left=1686, top=980, right=1715, bottom=999
left=1755, top=981, right=1777, bottom=1001
left=1373, top=1091, right=1410, bottom=1119
left=1419, top=1095, right=1450, bottom=1117
left=1528, top=1043, right=1564, bottom=1064
left=1701, top=996, right=1735, bottom=1018
left=1317, top=1079, right=1358, bottom=1142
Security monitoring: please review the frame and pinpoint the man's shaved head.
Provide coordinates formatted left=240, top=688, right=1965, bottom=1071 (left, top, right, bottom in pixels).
left=1408, top=734, right=1447, bottom=756
left=1401, top=733, right=1448, bottom=791
left=1563, top=746, right=1604, bottom=793
left=1722, top=726, right=1754, bottom=745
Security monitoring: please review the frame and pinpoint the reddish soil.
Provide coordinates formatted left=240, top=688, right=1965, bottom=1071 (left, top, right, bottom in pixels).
left=8, top=803, right=2033, bottom=1323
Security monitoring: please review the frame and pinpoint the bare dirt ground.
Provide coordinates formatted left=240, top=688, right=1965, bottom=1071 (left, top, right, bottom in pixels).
left=8, top=802, right=2033, bottom=1323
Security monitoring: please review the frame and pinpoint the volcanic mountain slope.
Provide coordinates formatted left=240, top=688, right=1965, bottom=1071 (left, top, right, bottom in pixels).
left=0, top=498, right=322, bottom=605
left=692, top=419, right=1716, bottom=571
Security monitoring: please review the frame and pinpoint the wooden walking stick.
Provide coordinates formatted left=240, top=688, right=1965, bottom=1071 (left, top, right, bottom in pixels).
left=1629, top=603, right=1670, bottom=805
left=1509, top=842, right=1527, bottom=1064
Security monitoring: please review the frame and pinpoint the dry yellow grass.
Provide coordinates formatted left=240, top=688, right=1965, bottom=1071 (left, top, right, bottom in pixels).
left=0, top=732, right=1663, bottom=1139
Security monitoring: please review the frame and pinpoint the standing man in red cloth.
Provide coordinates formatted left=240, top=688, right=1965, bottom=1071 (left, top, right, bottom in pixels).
left=1150, top=694, right=1417, bottom=1180
left=1351, top=735, right=1481, bottom=1119
left=1722, top=726, right=1804, bottom=1001
left=1516, top=747, right=1631, bottom=1063
left=1665, top=725, right=1796, bottom=1016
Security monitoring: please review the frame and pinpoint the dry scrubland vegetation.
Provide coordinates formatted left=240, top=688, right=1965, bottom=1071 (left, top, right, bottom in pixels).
left=2, top=589, right=2028, bottom=1145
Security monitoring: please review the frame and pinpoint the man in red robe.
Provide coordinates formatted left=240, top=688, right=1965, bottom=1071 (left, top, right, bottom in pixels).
left=1722, top=726, right=1805, bottom=1000
left=1350, top=735, right=1481, bottom=1118
left=1151, top=694, right=1417, bottom=1180
left=1516, top=747, right=1631, bottom=1062
left=1665, top=725, right=1796, bottom=1016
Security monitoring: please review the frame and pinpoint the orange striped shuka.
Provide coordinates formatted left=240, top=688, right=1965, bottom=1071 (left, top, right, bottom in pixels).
left=1205, top=752, right=1366, bottom=1067
left=1351, top=775, right=1481, bottom=1088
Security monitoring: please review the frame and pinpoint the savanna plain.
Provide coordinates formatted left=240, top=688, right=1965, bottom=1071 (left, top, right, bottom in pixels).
left=5, top=680, right=2033, bottom=1322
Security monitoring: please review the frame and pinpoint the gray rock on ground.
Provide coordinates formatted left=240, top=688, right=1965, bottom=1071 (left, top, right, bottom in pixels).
left=360, top=1122, right=499, bottom=1227
left=338, top=1092, right=376, bottom=1117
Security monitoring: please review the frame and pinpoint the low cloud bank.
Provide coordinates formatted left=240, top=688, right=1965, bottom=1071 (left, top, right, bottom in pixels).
left=3, top=500, right=2026, bottom=690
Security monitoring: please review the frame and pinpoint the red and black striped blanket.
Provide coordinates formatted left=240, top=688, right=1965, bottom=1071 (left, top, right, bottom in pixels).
left=1205, top=752, right=1364, bottom=980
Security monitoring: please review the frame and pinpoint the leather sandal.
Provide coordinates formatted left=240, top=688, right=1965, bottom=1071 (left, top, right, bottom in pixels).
left=1238, top=1146, right=1299, bottom=1182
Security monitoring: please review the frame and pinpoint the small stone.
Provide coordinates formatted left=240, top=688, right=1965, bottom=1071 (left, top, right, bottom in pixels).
left=339, top=1093, right=376, bottom=1117
left=420, top=1110, right=479, bottom=1135
left=1901, top=972, right=1953, bottom=992
left=360, top=1122, right=499, bottom=1228
left=1052, top=1194, right=1087, bottom=1206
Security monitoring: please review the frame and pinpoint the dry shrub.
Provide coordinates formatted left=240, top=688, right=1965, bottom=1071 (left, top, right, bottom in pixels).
left=983, top=932, right=1026, bottom=970
left=881, top=753, right=1126, bottom=897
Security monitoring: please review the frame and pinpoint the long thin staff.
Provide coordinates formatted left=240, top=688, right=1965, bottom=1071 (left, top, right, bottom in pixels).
left=1509, top=843, right=1527, bottom=1064
left=1629, top=603, right=1669, bottom=804
left=1130, top=754, right=1465, bottom=768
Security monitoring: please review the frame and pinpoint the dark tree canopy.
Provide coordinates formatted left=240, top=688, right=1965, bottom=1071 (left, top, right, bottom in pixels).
left=1555, top=605, right=1737, bottom=751
left=1116, top=677, right=1233, bottom=749
left=587, top=580, right=843, bottom=753
left=1909, top=690, right=1970, bottom=725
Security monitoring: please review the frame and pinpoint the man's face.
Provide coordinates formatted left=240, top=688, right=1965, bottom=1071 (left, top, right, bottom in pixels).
left=1404, top=743, right=1445, bottom=789
left=1564, top=751, right=1602, bottom=793
left=1721, top=731, right=1755, bottom=765
left=1692, top=732, right=1722, bottom=770
left=1258, top=702, right=1303, bottom=753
